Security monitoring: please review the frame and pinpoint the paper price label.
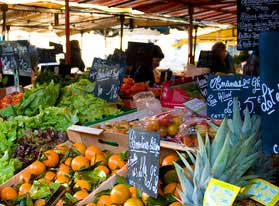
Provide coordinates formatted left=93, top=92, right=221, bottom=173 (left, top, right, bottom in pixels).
left=204, top=178, right=241, bottom=206
left=243, top=178, right=279, bottom=206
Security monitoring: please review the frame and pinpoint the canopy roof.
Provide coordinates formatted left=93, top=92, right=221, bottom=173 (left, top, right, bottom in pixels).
left=0, top=0, right=188, bottom=35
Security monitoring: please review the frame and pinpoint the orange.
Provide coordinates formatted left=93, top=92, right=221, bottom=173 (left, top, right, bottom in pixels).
left=55, top=144, right=69, bottom=155
left=55, top=174, right=70, bottom=184
left=108, top=154, right=125, bottom=171
left=29, top=161, right=46, bottom=175
left=169, top=202, right=182, bottom=206
left=73, top=190, right=89, bottom=201
left=34, top=199, right=46, bottom=206
left=64, top=157, right=72, bottom=166
left=161, top=154, right=178, bottom=166
left=74, top=179, right=91, bottom=191
left=19, top=171, right=31, bottom=183
left=90, top=152, right=106, bottom=166
left=44, top=171, right=56, bottom=182
left=129, top=186, right=137, bottom=198
left=73, top=142, right=87, bottom=155
left=124, top=198, right=144, bottom=206
left=163, top=183, right=177, bottom=194
left=1, top=187, right=18, bottom=200
left=86, top=203, right=97, bottom=206
left=96, top=195, right=112, bottom=206
left=94, top=165, right=110, bottom=176
left=18, top=183, right=32, bottom=196
left=110, top=184, right=131, bottom=204
left=58, top=163, right=71, bottom=175
left=71, top=156, right=89, bottom=171
left=42, top=150, right=59, bottom=167
left=85, top=146, right=102, bottom=161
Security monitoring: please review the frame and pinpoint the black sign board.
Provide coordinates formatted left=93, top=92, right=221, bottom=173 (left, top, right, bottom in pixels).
left=92, top=58, right=122, bottom=102
left=237, top=0, right=279, bottom=50
left=196, top=74, right=208, bottom=98
left=0, top=41, right=32, bottom=77
left=128, top=129, right=160, bottom=198
left=207, top=75, right=261, bottom=119
left=259, top=32, right=279, bottom=155
left=197, top=50, right=212, bottom=68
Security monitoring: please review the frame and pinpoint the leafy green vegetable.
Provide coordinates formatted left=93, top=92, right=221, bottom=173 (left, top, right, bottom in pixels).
left=77, top=169, right=107, bottom=185
left=29, top=181, right=52, bottom=200
left=16, top=81, right=60, bottom=116
left=0, top=151, right=22, bottom=184
left=0, top=105, right=16, bottom=118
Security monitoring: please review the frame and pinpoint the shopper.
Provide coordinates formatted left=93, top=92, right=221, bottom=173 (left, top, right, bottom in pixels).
left=133, top=44, right=164, bottom=86
left=210, top=42, right=235, bottom=74
left=70, top=40, right=85, bottom=72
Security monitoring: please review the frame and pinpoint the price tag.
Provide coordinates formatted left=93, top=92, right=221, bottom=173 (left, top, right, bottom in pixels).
left=243, top=178, right=279, bottom=206
left=203, top=178, right=240, bottom=206
left=127, top=128, right=160, bottom=198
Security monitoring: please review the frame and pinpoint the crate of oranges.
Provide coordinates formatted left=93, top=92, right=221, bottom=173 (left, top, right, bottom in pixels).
left=0, top=125, right=128, bottom=206
left=79, top=148, right=190, bottom=206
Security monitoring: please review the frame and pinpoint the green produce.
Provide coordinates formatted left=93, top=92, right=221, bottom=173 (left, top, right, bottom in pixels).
left=60, top=78, right=95, bottom=97
left=16, top=81, right=60, bottom=116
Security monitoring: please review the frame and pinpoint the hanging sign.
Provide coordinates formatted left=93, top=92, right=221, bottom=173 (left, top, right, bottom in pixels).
left=207, top=75, right=261, bottom=119
left=243, top=178, right=279, bottom=206
left=127, top=128, right=160, bottom=198
left=237, top=0, right=279, bottom=50
left=91, top=58, right=122, bottom=102
left=203, top=178, right=241, bottom=206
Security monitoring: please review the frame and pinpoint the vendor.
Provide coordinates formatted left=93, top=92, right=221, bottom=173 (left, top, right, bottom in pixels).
left=210, top=42, right=235, bottom=74
left=70, top=40, right=85, bottom=72
left=133, top=44, right=164, bottom=86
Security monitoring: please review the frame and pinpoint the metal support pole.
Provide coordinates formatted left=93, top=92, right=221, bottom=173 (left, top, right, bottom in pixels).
left=193, top=26, right=198, bottom=64
left=120, top=15, right=125, bottom=51
left=188, top=5, right=194, bottom=64
left=65, top=0, right=70, bottom=64
left=1, top=4, right=8, bottom=41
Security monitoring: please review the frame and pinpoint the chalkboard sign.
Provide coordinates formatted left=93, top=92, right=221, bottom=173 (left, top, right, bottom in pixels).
left=207, top=75, right=261, bottom=119
left=259, top=32, right=279, bottom=155
left=128, top=128, right=160, bottom=198
left=237, top=0, right=279, bottom=50
left=92, top=58, right=122, bottom=102
left=0, top=41, right=32, bottom=77
left=197, top=51, right=212, bottom=68
left=195, top=74, right=208, bottom=98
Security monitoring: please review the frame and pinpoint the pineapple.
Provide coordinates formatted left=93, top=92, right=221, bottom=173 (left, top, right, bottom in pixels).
left=174, top=98, right=274, bottom=206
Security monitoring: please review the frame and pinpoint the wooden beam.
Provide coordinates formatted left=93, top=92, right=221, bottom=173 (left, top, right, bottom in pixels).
left=65, top=0, right=70, bottom=64
left=188, top=5, right=194, bottom=64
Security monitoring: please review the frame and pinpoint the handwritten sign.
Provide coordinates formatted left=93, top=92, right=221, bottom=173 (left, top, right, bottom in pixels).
left=91, top=58, right=122, bottom=102
left=197, top=51, right=213, bottom=68
left=259, top=31, right=279, bottom=155
left=237, top=0, right=279, bottom=50
left=243, top=178, right=279, bottom=206
left=127, top=129, right=160, bottom=198
left=207, top=75, right=261, bottom=119
left=196, top=74, right=208, bottom=98
left=203, top=178, right=240, bottom=206
left=0, top=41, right=32, bottom=77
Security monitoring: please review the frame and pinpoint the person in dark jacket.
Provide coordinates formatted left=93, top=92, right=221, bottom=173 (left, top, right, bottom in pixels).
left=210, top=42, right=235, bottom=74
left=133, top=44, right=164, bottom=86
left=70, top=40, right=85, bottom=72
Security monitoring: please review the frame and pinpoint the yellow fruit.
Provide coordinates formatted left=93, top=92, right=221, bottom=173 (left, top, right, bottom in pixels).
left=19, top=171, right=31, bottom=183
left=124, top=198, right=144, bottom=206
left=94, top=165, right=110, bottom=176
left=18, top=183, right=32, bottom=196
left=161, top=155, right=178, bottom=166
left=90, top=152, right=106, bottom=166
left=110, top=184, right=131, bottom=204
left=71, top=156, right=89, bottom=171
left=86, top=203, right=97, bottom=206
left=129, top=186, right=137, bottom=198
left=44, top=171, right=56, bottom=182
left=55, top=174, right=70, bottom=184
left=73, top=190, right=89, bottom=201
left=108, top=154, right=125, bottom=171
left=64, top=157, right=72, bottom=166
left=85, top=146, right=102, bottom=161
left=42, top=150, right=59, bottom=167
left=1, top=187, right=18, bottom=200
left=169, top=201, right=182, bottom=206
left=141, top=192, right=149, bottom=205
left=73, top=142, right=87, bottom=155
